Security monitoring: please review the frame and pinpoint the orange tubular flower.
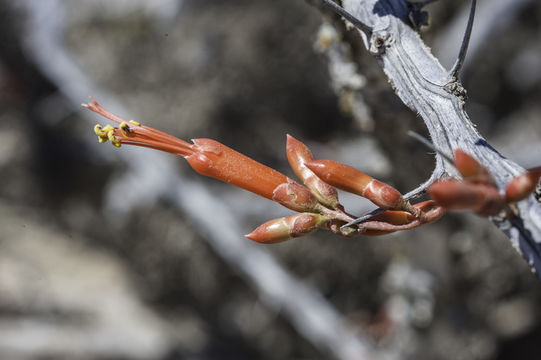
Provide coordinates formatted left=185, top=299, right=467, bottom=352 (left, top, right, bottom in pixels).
left=185, top=138, right=289, bottom=201
left=285, top=135, right=340, bottom=209
left=86, top=97, right=447, bottom=242
left=85, top=98, right=291, bottom=201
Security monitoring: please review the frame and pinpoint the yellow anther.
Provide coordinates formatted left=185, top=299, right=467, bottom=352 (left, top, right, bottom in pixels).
left=107, top=130, right=121, bottom=147
left=94, top=124, right=110, bottom=143
left=129, top=120, right=141, bottom=126
left=107, top=130, right=115, bottom=142
left=102, top=124, right=115, bottom=133
left=94, top=124, right=105, bottom=136
left=119, top=122, right=132, bottom=136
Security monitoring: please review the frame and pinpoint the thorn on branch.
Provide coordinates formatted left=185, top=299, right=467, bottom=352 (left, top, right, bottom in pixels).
left=448, top=0, right=477, bottom=80
left=319, top=0, right=373, bottom=36
left=407, top=131, right=454, bottom=165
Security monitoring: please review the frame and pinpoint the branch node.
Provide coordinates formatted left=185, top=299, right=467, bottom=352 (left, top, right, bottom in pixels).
left=443, top=80, right=468, bottom=107
left=369, top=31, right=393, bottom=55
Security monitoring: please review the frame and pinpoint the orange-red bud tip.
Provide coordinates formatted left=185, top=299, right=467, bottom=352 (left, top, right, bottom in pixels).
left=429, top=179, right=504, bottom=216
left=286, top=134, right=314, bottom=181
left=272, top=181, right=322, bottom=213
left=286, top=135, right=341, bottom=209
left=366, top=210, right=415, bottom=225
left=505, top=168, right=541, bottom=203
left=453, top=149, right=496, bottom=186
left=305, top=160, right=405, bottom=210
left=245, top=213, right=326, bottom=244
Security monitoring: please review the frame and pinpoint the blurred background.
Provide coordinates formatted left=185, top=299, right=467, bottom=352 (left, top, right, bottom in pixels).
left=1, top=0, right=541, bottom=359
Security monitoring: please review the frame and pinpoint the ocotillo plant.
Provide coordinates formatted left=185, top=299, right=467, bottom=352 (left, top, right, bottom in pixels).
left=85, top=97, right=540, bottom=244
left=85, top=98, right=446, bottom=243
left=86, top=0, right=541, bottom=278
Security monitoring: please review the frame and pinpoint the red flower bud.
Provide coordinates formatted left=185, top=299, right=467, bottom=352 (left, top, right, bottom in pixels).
left=305, top=160, right=406, bottom=210
left=286, top=135, right=340, bottom=208
left=454, top=149, right=496, bottom=186
left=365, top=210, right=415, bottom=225
left=505, top=168, right=541, bottom=203
left=272, top=181, right=324, bottom=213
left=361, top=201, right=444, bottom=236
left=245, top=213, right=327, bottom=244
left=429, top=179, right=505, bottom=216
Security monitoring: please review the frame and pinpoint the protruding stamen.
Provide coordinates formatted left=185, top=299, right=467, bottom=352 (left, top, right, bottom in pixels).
left=102, top=124, right=115, bottom=133
left=107, top=130, right=121, bottom=148
left=119, top=122, right=132, bottom=136
left=94, top=124, right=110, bottom=143
left=129, top=120, right=141, bottom=126
left=94, top=124, right=105, bottom=136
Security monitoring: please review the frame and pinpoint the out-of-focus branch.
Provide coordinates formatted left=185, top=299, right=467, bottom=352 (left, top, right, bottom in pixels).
left=313, top=0, right=541, bottom=277
left=18, top=1, right=386, bottom=358
left=314, top=23, right=375, bottom=131
left=170, top=178, right=381, bottom=360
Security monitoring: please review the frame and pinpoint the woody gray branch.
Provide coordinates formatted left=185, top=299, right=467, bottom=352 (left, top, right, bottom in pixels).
left=313, top=0, right=541, bottom=276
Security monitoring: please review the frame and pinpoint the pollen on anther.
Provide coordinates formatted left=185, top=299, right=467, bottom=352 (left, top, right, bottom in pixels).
left=94, top=124, right=110, bottom=143
left=107, top=130, right=121, bottom=147
left=119, top=122, right=132, bottom=136
left=94, top=124, right=104, bottom=136
left=129, top=120, right=141, bottom=126
left=103, top=125, right=115, bottom=133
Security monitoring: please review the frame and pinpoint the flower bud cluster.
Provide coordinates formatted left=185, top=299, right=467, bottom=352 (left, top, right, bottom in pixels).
left=85, top=98, right=449, bottom=244
left=428, top=150, right=541, bottom=217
